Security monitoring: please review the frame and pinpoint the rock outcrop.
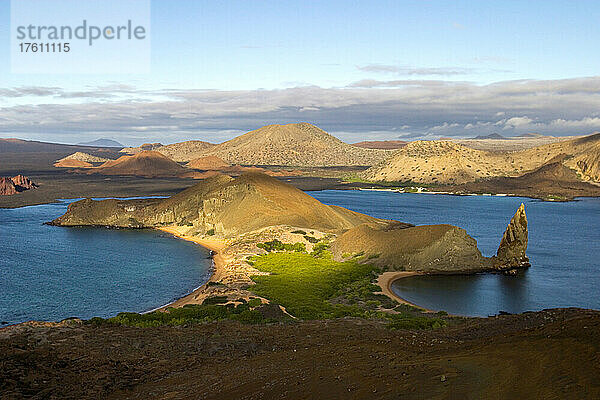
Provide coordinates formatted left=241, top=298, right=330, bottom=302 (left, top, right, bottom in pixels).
left=494, top=203, right=530, bottom=271
left=11, top=175, right=37, bottom=190
left=0, top=175, right=37, bottom=195
left=332, top=204, right=530, bottom=274
left=0, top=178, right=18, bottom=195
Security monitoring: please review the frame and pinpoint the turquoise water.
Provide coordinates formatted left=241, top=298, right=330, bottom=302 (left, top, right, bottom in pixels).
left=0, top=199, right=212, bottom=325
left=309, top=190, right=600, bottom=317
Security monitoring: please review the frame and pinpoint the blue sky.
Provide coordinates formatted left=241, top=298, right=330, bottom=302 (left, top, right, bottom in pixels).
left=1, top=0, right=600, bottom=145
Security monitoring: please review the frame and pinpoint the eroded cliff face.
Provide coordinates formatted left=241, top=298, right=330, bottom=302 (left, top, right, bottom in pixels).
left=494, top=203, right=530, bottom=271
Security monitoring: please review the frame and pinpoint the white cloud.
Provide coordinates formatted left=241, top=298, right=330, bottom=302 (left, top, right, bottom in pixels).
left=503, top=116, right=535, bottom=128
left=1, top=76, right=600, bottom=144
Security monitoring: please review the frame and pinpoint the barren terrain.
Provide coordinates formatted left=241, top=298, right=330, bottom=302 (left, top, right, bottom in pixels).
left=1, top=309, right=598, bottom=399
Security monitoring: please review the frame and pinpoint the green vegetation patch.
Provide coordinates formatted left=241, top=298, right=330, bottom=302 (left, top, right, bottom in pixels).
left=250, top=251, right=378, bottom=320
left=249, top=251, right=446, bottom=331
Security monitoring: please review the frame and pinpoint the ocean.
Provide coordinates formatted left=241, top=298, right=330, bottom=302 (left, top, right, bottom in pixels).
left=310, top=190, right=600, bottom=317
left=0, top=199, right=212, bottom=325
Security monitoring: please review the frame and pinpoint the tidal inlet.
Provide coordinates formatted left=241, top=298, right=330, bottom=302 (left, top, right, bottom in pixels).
left=2, top=1, right=600, bottom=399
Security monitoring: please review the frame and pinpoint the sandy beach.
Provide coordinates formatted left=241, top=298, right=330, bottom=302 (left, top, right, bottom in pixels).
left=376, top=271, right=434, bottom=312
left=156, top=226, right=232, bottom=309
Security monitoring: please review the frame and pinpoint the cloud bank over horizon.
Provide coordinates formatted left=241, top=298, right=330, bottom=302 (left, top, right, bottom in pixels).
left=1, top=76, right=600, bottom=146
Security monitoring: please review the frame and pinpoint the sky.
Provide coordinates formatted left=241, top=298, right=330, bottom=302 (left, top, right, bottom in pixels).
left=1, top=0, right=600, bottom=145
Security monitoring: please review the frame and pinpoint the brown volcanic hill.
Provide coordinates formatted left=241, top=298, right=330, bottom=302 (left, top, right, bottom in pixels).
left=565, top=133, right=600, bottom=182
left=352, top=140, right=407, bottom=150
left=90, top=151, right=190, bottom=178
left=120, top=143, right=164, bottom=155
left=53, top=172, right=385, bottom=236
left=187, top=155, right=230, bottom=170
left=362, top=140, right=524, bottom=184
left=97, top=155, right=132, bottom=168
left=364, top=133, right=600, bottom=185
left=154, top=141, right=215, bottom=162
left=453, top=135, right=576, bottom=152
left=56, top=152, right=109, bottom=164
left=197, top=123, right=393, bottom=167
left=453, top=158, right=600, bottom=200
left=54, top=159, right=93, bottom=168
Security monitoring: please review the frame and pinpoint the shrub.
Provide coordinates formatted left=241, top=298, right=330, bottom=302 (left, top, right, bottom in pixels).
left=257, top=239, right=305, bottom=253
left=291, top=230, right=306, bottom=235
left=247, top=298, right=263, bottom=307
left=310, top=241, right=330, bottom=257
left=386, top=314, right=447, bottom=330
left=230, top=310, right=264, bottom=324
left=206, top=228, right=215, bottom=236
left=303, top=235, right=319, bottom=243
left=203, top=296, right=228, bottom=305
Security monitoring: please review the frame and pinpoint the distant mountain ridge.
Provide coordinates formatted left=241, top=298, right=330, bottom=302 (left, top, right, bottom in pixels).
left=78, top=139, right=124, bottom=147
left=352, top=140, right=407, bottom=150
left=472, top=133, right=505, bottom=140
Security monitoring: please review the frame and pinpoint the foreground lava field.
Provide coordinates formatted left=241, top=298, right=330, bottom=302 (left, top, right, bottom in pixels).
left=1, top=308, right=599, bottom=399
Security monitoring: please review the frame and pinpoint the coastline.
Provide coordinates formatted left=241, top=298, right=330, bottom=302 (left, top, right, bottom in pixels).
left=376, top=271, right=435, bottom=313
left=156, top=227, right=231, bottom=309
left=3, top=183, right=597, bottom=210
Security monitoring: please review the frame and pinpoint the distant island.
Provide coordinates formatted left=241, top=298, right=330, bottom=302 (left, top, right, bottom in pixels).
left=50, top=172, right=530, bottom=313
